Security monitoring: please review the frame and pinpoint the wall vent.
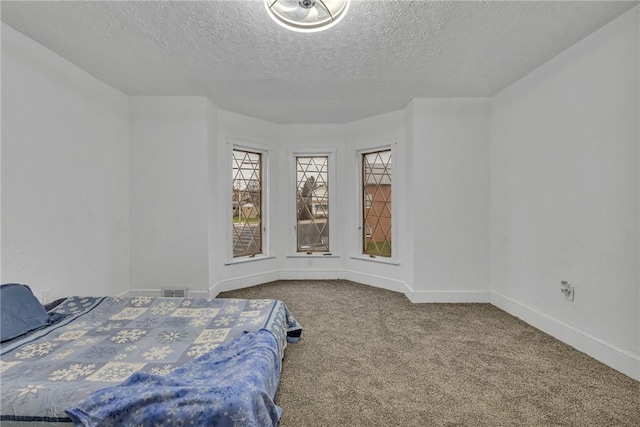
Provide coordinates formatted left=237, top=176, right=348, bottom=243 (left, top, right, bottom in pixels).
left=161, top=289, right=187, bottom=298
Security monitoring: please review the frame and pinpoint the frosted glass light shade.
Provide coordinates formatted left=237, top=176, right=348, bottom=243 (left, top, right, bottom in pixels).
left=265, top=0, right=350, bottom=33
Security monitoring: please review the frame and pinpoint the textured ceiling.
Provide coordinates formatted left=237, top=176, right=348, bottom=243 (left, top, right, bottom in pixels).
left=2, top=1, right=638, bottom=124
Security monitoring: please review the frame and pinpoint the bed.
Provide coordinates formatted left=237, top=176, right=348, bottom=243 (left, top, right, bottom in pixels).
left=0, top=283, right=302, bottom=426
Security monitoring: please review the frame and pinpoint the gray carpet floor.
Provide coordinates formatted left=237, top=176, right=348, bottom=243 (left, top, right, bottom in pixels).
left=219, top=280, right=639, bottom=426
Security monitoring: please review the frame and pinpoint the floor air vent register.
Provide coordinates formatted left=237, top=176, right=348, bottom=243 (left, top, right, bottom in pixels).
left=161, top=289, right=187, bottom=298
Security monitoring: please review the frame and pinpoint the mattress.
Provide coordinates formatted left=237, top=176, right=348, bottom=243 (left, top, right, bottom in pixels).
left=0, top=295, right=301, bottom=426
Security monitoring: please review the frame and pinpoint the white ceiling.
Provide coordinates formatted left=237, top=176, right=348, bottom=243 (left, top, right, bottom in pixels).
left=2, top=1, right=638, bottom=124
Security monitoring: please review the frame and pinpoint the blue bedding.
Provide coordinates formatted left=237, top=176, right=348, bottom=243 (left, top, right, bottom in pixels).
left=66, top=329, right=282, bottom=426
left=0, top=295, right=301, bottom=425
left=0, top=284, right=68, bottom=342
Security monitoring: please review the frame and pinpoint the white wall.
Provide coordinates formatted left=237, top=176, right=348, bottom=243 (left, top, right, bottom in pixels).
left=490, top=8, right=639, bottom=379
left=147, top=99, right=489, bottom=305
left=343, top=110, right=412, bottom=295
left=207, top=109, right=418, bottom=295
left=129, top=96, right=210, bottom=294
left=276, top=124, right=346, bottom=280
left=411, top=99, right=491, bottom=302
left=1, top=23, right=130, bottom=301
left=211, top=109, right=280, bottom=292
left=206, top=99, right=219, bottom=289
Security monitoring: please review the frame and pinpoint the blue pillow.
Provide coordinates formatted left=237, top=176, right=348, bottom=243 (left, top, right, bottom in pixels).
left=1, top=283, right=54, bottom=342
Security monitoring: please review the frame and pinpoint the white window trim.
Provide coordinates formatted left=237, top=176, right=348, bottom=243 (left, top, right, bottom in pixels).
left=226, top=138, right=272, bottom=265
left=287, top=147, right=338, bottom=257
left=351, top=142, right=399, bottom=265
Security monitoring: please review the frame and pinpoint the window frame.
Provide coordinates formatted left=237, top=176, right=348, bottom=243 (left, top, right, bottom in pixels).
left=287, top=148, right=337, bottom=257
left=353, top=143, right=399, bottom=265
left=226, top=139, right=272, bottom=264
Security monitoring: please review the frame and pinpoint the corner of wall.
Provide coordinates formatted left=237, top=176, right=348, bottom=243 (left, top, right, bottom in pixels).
left=491, top=291, right=640, bottom=381
left=209, top=270, right=280, bottom=297
left=488, top=6, right=640, bottom=381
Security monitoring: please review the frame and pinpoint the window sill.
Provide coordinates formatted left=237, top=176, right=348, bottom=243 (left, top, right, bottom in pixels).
left=286, top=254, right=340, bottom=259
left=224, top=255, right=276, bottom=266
left=349, top=255, right=400, bottom=266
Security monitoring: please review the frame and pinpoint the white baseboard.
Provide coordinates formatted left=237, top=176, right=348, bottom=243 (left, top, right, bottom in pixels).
left=209, top=269, right=408, bottom=299
left=209, top=270, right=280, bottom=297
left=409, top=290, right=491, bottom=303
left=279, top=269, right=346, bottom=280
left=491, top=291, right=640, bottom=381
left=344, top=270, right=411, bottom=298
left=118, top=288, right=210, bottom=298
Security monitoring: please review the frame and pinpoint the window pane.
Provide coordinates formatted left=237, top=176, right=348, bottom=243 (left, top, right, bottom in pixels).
left=232, top=149, right=262, bottom=257
left=296, top=156, right=329, bottom=252
left=362, top=150, right=391, bottom=257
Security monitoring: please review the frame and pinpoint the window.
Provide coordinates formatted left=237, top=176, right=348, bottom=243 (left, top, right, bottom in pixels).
left=362, top=149, right=392, bottom=257
left=296, top=156, right=329, bottom=252
left=232, top=149, right=262, bottom=258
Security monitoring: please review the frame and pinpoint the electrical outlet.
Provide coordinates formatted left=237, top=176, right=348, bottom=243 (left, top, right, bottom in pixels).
left=565, top=286, right=574, bottom=301
left=560, top=281, right=574, bottom=302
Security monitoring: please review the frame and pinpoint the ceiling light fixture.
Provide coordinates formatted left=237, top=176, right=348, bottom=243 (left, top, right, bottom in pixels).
left=265, top=0, right=350, bottom=33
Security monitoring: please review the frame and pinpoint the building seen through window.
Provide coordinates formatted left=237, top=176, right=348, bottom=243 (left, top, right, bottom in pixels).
left=362, top=149, right=392, bottom=257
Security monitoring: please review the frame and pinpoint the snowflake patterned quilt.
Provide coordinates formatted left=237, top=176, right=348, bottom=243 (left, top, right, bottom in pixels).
left=0, top=296, right=302, bottom=425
